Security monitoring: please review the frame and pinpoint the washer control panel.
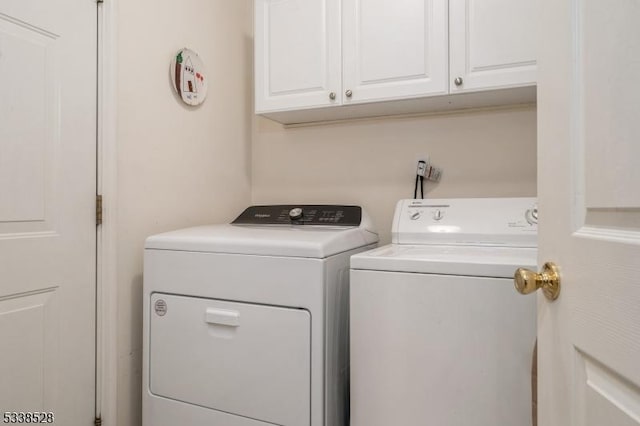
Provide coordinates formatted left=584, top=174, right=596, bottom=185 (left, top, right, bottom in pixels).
left=393, top=198, right=538, bottom=247
left=405, top=204, right=450, bottom=224
left=232, top=205, right=362, bottom=226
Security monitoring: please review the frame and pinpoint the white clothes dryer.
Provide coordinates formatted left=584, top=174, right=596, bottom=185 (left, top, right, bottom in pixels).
left=143, top=205, right=378, bottom=426
left=350, top=198, right=538, bottom=426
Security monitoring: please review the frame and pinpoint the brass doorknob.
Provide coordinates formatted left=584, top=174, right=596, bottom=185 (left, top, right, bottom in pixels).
left=514, top=262, right=561, bottom=301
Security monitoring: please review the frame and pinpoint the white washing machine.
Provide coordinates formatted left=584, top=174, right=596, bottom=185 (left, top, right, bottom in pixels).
left=350, top=198, right=538, bottom=426
left=142, top=205, right=378, bottom=426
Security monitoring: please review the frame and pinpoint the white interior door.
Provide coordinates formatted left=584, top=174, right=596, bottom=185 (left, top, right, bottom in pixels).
left=0, top=0, right=97, bottom=424
left=342, top=0, right=448, bottom=104
left=537, top=0, right=640, bottom=425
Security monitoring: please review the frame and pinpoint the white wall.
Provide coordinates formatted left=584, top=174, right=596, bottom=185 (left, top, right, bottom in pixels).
left=252, top=106, right=537, bottom=243
left=115, top=1, right=253, bottom=425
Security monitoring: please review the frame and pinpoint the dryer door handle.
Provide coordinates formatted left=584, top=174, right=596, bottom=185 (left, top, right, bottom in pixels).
left=205, top=308, right=240, bottom=327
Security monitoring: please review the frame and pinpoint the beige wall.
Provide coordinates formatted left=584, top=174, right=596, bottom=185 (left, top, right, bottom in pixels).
left=114, top=1, right=536, bottom=421
left=116, top=1, right=253, bottom=425
left=252, top=106, right=537, bottom=243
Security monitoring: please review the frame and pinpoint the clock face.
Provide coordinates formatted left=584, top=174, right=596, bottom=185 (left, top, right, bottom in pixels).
left=170, top=48, right=208, bottom=106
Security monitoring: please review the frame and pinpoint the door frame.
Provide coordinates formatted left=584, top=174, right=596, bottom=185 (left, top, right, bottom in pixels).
left=97, top=0, right=118, bottom=424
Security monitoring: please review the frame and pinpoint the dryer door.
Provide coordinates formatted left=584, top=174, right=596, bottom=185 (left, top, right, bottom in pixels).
left=149, top=293, right=311, bottom=426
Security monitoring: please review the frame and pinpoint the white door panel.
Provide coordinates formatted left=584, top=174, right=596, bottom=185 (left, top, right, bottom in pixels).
left=0, top=14, right=58, bottom=236
left=0, top=0, right=96, bottom=423
left=342, top=0, right=448, bottom=103
left=581, top=2, right=640, bottom=209
left=0, top=17, right=55, bottom=224
left=450, top=0, right=536, bottom=92
left=0, top=290, right=58, bottom=411
left=254, top=0, right=341, bottom=112
left=538, top=0, right=640, bottom=425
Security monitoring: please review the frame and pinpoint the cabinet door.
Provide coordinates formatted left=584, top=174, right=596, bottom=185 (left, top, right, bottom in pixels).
left=342, top=0, right=448, bottom=104
left=255, top=0, right=341, bottom=113
left=449, top=0, right=537, bottom=93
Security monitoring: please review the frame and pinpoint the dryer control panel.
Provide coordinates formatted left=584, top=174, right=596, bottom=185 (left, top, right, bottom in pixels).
left=232, top=205, right=362, bottom=226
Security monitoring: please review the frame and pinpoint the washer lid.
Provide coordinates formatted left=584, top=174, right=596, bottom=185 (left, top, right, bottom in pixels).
left=350, top=244, right=537, bottom=278
left=145, top=223, right=378, bottom=258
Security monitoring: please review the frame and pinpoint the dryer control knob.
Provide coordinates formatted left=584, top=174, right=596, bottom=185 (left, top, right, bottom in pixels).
left=289, top=207, right=303, bottom=220
left=433, top=210, right=444, bottom=221
left=410, top=210, right=421, bottom=220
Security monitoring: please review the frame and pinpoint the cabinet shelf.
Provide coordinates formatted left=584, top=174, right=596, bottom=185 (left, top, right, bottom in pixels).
left=261, top=86, right=535, bottom=126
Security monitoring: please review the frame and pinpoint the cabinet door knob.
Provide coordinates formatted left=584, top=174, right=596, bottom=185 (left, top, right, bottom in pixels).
left=454, top=77, right=464, bottom=86
left=345, top=89, right=353, bottom=98
left=329, top=92, right=336, bottom=100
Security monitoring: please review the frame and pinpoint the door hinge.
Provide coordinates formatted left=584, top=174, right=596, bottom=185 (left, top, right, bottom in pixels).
left=94, top=417, right=102, bottom=426
left=96, top=194, right=103, bottom=226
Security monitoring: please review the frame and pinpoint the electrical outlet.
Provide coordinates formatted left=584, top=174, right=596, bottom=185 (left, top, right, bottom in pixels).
left=426, top=166, right=442, bottom=182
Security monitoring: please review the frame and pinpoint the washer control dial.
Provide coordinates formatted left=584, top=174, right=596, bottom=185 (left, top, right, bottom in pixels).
left=410, top=210, right=421, bottom=220
left=433, top=209, right=444, bottom=221
left=525, top=205, right=538, bottom=225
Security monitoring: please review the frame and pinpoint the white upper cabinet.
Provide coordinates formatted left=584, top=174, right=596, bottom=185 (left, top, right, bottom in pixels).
left=342, top=0, right=448, bottom=104
left=449, top=0, right=537, bottom=92
left=255, top=0, right=537, bottom=123
left=254, top=0, right=341, bottom=113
